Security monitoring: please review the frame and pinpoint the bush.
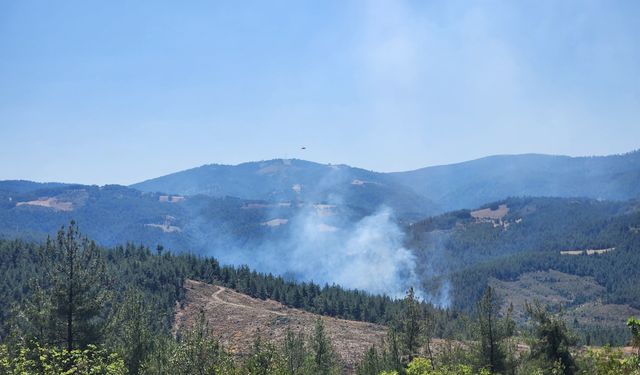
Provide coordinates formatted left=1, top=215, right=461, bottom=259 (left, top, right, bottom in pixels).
left=0, top=343, right=127, bottom=375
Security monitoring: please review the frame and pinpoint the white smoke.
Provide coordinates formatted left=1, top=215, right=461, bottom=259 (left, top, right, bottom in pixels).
left=283, top=206, right=421, bottom=299
left=188, top=164, right=443, bottom=303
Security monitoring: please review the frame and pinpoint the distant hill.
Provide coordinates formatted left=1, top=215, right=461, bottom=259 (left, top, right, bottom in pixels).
left=0, top=183, right=276, bottom=250
left=131, top=151, right=640, bottom=215
left=390, top=150, right=640, bottom=211
left=0, top=182, right=374, bottom=263
left=0, top=180, right=70, bottom=194
left=131, top=159, right=439, bottom=219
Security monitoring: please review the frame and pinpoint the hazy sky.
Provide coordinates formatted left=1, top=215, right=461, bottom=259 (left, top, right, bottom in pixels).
left=1, top=0, right=639, bottom=185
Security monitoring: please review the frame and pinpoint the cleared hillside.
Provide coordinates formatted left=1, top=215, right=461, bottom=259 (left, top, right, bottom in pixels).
left=173, top=279, right=388, bottom=370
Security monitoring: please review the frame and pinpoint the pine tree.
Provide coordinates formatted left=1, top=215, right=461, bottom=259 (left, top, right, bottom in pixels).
left=245, top=333, right=281, bottom=375
left=401, top=287, right=422, bottom=363
left=526, top=301, right=576, bottom=375
left=170, top=312, right=235, bottom=375
left=47, top=221, right=109, bottom=350
left=106, top=289, right=154, bottom=375
left=282, top=328, right=307, bottom=375
left=383, top=328, right=403, bottom=374
left=357, top=346, right=382, bottom=375
left=476, top=286, right=509, bottom=374
left=310, top=318, right=338, bottom=375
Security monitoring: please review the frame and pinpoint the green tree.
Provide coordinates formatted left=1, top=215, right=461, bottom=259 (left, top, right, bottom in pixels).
left=105, top=289, right=155, bottom=374
left=383, top=328, right=404, bottom=375
left=10, top=281, right=55, bottom=345
left=475, top=286, right=512, bottom=374
left=577, top=346, right=640, bottom=375
left=526, top=301, right=576, bottom=375
left=151, top=315, right=236, bottom=375
left=47, top=221, right=110, bottom=351
left=628, top=317, right=640, bottom=357
left=310, top=318, right=338, bottom=375
left=0, top=342, right=126, bottom=375
left=139, top=334, right=177, bottom=375
left=401, top=288, right=422, bottom=363
left=244, top=333, right=282, bottom=375
left=282, top=328, right=307, bottom=375
left=357, top=346, right=383, bottom=375
left=406, top=357, right=432, bottom=375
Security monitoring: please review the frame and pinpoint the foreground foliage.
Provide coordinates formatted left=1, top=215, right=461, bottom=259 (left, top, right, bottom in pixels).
left=0, top=343, right=126, bottom=375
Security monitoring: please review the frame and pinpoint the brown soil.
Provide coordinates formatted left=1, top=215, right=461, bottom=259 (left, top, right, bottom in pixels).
left=174, top=279, right=389, bottom=371
left=16, top=197, right=74, bottom=211
left=471, top=204, right=509, bottom=220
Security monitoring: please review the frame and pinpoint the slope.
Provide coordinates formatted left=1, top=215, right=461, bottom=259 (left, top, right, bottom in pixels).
left=391, top=150, right=640, bottom=211
left=406, top=196, right=640, bottom=344
left=174, top=279, right=388, bottom=371
left=131, top=158, right=438, bottom=218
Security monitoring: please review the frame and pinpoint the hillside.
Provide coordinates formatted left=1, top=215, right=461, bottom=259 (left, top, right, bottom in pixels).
left=174, top=279, right=388, bottom=371
left=0, top=183, right=263, bottom=250
left=406, top=196, right=640, bottom=343
left=2, top=183, right=640, bottom=344
left=0, top=182, right=412, bottom=291
left=131, top=159, right=438, bottom=219
left=131, top=151, right=640, bottom=214
left=391, top=151, right=640, bottom=211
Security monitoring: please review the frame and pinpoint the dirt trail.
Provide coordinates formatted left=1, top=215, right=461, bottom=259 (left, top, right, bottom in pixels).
left=209, top=286, right=287, bottom=316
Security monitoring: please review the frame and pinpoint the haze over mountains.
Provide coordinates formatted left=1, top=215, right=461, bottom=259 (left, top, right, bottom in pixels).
left=132, top=159, right=437, bottom=219
left=1, top=150, right=639, bottom=303
left=132, top=150, right=640, bottom=214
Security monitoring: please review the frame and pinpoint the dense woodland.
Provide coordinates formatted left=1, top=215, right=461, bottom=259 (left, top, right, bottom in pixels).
left=407, top=197, right=640, bottom=344
left=1, top=223, right=639, bottom=374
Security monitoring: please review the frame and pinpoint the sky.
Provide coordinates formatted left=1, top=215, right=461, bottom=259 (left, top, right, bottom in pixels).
left=1, top=0, right=639, bottom=185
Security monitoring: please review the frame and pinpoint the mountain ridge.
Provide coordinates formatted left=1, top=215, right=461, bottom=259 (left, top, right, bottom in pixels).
left=130, top=150, right=640, bottom=213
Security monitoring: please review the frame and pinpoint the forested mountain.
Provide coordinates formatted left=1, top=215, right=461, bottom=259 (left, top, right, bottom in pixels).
left=0, top=183, right=269, bottom=250
left=3, top=153, right=640, bottom=299
left=132, top=151, right=640, bottom=214
left=3, top=178, right=640, bottom=345
left=131, top=159, right=438, bottom=219
left=2, top=152, right=640, bottom=348
left=0, top=180, right=70, bottom=193
left=407, top=196, right=640, bottom=344
left=0, top=231, right=470, bottom=374
left=391, top=150, right=640, bottom=211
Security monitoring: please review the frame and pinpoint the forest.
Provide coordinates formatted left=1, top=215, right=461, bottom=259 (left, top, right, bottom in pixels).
left=0, top=223, right=639, bottom=374
left=407, top=197, right=640, bottom=345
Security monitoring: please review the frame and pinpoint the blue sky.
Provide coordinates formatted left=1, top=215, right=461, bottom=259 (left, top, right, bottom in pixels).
left=1, top=0, right=639, bottom=185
